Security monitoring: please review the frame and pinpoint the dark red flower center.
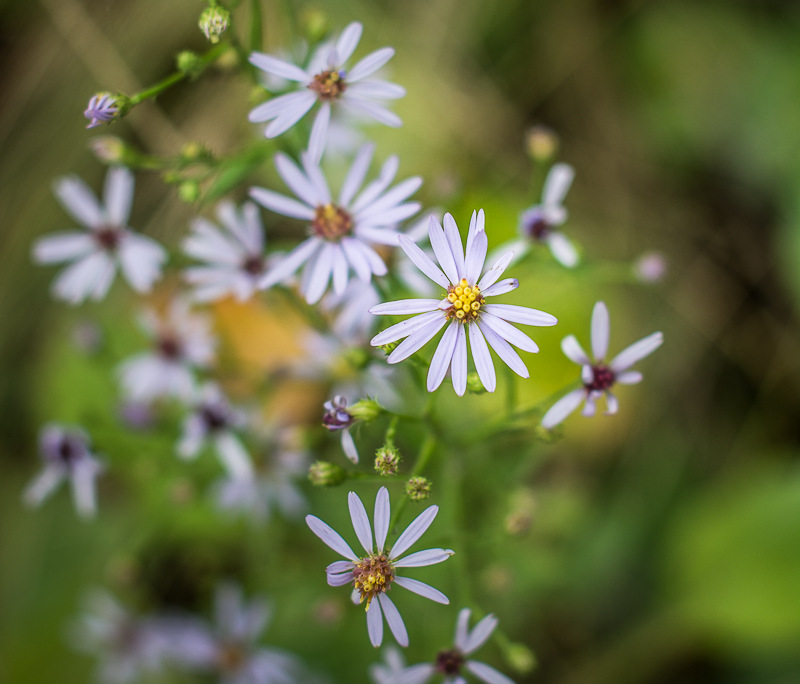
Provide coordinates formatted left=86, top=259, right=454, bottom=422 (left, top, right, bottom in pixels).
left=435, top=648, right=465, bottom=675
left=585, top=364, right=615, bottom=392
left=94, top=226, right=123, bottom=251
left=309, top=70, right=347, bottom=100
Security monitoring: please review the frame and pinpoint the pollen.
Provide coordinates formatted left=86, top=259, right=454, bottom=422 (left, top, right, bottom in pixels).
left=311, top=203, right=353, bottom=240
left=309, top=69, right=347, bottom=101
left=353, top=553, right=394, bottom=610
left=446, top=278, right=484, bottom=322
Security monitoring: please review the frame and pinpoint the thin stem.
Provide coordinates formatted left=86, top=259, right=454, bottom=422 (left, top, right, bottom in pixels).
left=388, top=434, right=436, bottom=532
left=384, top=415, right=398, bottom=447
left=249, top=0, right=263, bottom=52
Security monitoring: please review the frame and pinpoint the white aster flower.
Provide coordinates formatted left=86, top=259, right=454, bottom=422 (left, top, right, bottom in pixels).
left=251, top=143, right=421, bottom=304
left=183, top=201, right=270, bottom=303
left=177, top=383, right=254, bottom=480
left=369, top=212, right=558, bottom=396
left=501, top=163, right=578, bottom=268
left=22, top=424, right=103, bottom=519
left=370, top=647, right=407, bottom=684
left=249, top=21, right=404, bottom=163
left=322, top=280, right=381, bottom=344
left=33, top=166, right=167, bottom=304
left=392, top=608, right=514, bottom=684
left=541, top=301, right=664, bottom=428
left=118, top=299, right=216, bottom=403
left=306, top=486, right=454, bottom=648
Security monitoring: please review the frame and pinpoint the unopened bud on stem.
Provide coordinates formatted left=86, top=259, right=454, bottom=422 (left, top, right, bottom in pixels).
left=199, top=6, right=230, bottom=44
left=405, top=476, right=431, bottom=501
left=309, top=461, right=347, bottom=486
left=374, top=446, right=400, bottom=476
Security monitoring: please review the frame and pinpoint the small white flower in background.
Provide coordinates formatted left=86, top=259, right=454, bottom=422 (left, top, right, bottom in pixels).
left=166, top=583, right=302, bottom=684
left=249, top=21, right=405, bottom=163
left=370, top=646, right=407, bottom=684
left=33, top=166, right=167, bottom=304
left=634, top=251, right=667, bottom=283
left=306, top=486, right=454, bottom=648
left=321, top=280, right=381, bottom=344
left=541, top=301, right=663, bottom=428
left=369, top=211, right=558, bottom=396
left=22, top=424, right=103, bottom=519
left=391, top=608, right=514, bottom=684
left=118, top=299, right=216, bottom=403
left=500, top=163, right=578, bottom=268
left=251, top=142, right=421, bottom=304
left=183, top=201, right=271, bottom=303
left=177, top=383, right=254, bottom=480
left=84, top=92, right=123, bottom=129
left=322, top=395, right=360, bottom=463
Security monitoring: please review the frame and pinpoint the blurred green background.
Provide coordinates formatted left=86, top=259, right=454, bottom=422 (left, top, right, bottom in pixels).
left=2, top=0, right=800, bottom=682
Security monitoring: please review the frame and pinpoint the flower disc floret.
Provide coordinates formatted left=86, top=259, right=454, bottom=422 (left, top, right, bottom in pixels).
left=446, top=278, right=484, bottom=322
left=354, top=553, right=395, bottom=609
left=312, top=203, right=353, bottom=240
left=309, top=70, right=348, bottom=100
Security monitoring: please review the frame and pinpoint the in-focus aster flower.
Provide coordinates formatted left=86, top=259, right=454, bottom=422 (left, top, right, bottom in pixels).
left=306, top=486, right=454, bottom=648
left=22, top=424, right=103, bottom=519
left=118, top=299, right=216, bottom=403
left=251, top=143, right=421, bottom=304
left=541, top=301, right=663, bottom=428
left=392, top=608, right=514, bottom=684
left=369, top=212, right=558, bottom=396
left=249, top=21, right=405, bottom=163
left=183, top=201, right=269, bottom=303
left=84, top=92, right=124, bottom=129
left=507, top=163, right=578, bottom=268
left=32, top=167, right=167, bottom=304
left=177, top=384, right=254, bottom=480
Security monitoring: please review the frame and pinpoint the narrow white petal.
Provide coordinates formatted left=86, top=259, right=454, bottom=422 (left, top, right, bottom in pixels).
left=605, top=392, right=619, bottom=415
left=479, top=323, right=529, bottom=379
left=360, top=202, right=421, bottom=227
left=336, top=22, right=363, bottom=64
left=371, top=311, right=443, bottom=346
left=378, top=594, right=408, bottom=647
left=543, top=163, right=575, bottom=207
left=397, top=235, right=449, bottom=289
left=428, top=216, right=459, bottom=284
left=387, top=317, right=447, bottom=364
left=455, top=609, right=471, bottom=650
left=480, top=313, right=538, bottom=353
left=392, top=664, right=437, bottom=684
left=341, top=429, right=359, bottom=464
left=348, top=47, right=394, bottom=82
left=480, top=278, right=518, bottom=297
left=249, top=187, right=315, bottom=220
left=392, top=548, right=454, bottom=568
left=427, top=320, right=459, bottom=391
left=591, top=301, right=610, bottom=362
left=609, top=331, right=663, bottom=372
left=328, top=572, right=355, bottom=587
left=248, top=90, right=311, bottom=123
left=374, top=487, right=390, bottom=552
left=301, top=151, right=332, bottom=204
left=348, top=491, right=374, bottom=555
left=53, top=176, right=103, bottom=228
left=340, top=143, right=375, bottom=207
left=394, top=577, right=449, bottom=604
left=52, top=252, right=112, bottom=304
left=351, top=155, right=399, bottom=213
left=367, top=598, right=384, bottom=648
left=561, top=335, right=591, bottom=365
left=341, top=97, right=402, bottom=127
left=451, top=324, right=468, bottom=396
left=264, top=93, right=316, bottom=137
left=249, top=52, right=310, bottom=82
left=357, top=178, right=423, bottom=223
left=305, top=515, right=359, bottom=561
left=390, top=505, right=438, bottom=559
left=370, top=299, right=443, bottom=316
left=477, top=250, right=513, bottom=290
left=465, top=661, right=515, bottom=684
left=274, top=153, right=322, bottom=207
left=32, top=233, right=95, bottom=264
left=118, top=234, right=166, bottom=293
left=259, top=238, right=320, bottom=288
left=332, top=245, right=349, bottom=295
left=443, top=214, right=466, bottom=279
left=213, top=433, right=254, bottom=480
left=583, top=395, right=597, bottom=417
left=103, top=166, right=134, bottom=226
left=616, top=371, right=643, bottom=384
left=71, top=461, right=99, bottom=519
left=347, top=80, right=406, bottom=99
left=465, top=226, right=488, bottom=286
left=304, top=244, right=333, bottom=303
left=23, top=466, right=65, bottom=508
left=541, top=388, right=585, bottom=429
left=547, top=231, right=579, bottom=268
left=464, top=614, right=498, bottom=654
left=341, top=236, right=371, bottom=281
left=327, top=560, right=354, bottom=574
left=582, top=364, right=594, bottom=385
left=482, top=304, right=558, bottom=327
left=469, top=322, right=496, bottom=392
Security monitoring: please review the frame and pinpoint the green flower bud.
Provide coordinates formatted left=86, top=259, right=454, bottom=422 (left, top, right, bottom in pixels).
left=88, top=136, right=127, bottom=164
left=466, top=372, right=486, bottom=394
left=300, top=8, right=329, bottom=43
left=525, top=125, right=559, bottom=162
left=348, top=399, right=382, bottom=422
left=504, top=642, right=537, bottom=674
left=199, top=6, right=230, bottom=44
left=177, top=180, right=201, bottom=203
left=176, top=50, right=204, bottom=77
left=405, top=476, right=431, bottom=501
left=374, top=446, right=400, bottom=476
left=180, top=142, right=209, bottom=162
left=309, top=461, right=347, bottom=486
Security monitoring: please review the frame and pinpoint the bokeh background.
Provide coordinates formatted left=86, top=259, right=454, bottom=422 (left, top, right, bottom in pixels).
left=2, top=0, right=800, bottom=682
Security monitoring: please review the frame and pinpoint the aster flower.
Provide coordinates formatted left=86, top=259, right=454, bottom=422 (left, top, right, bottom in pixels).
left=369, top=212, right=558, bottom=396
left=183, top=201, right=270, bottom=303
left=22, top=424, right=103, bottom=519
left=84, top=92, right=124, bottom=129
left=541, top=301, right=663, bottom=428
left=370, top=647, right=407, bottom=684
left=177, top=384, right=254, bottom=480
left=392, top=608, right=514, bottom=684
left=322, top=280, right=381, bottom=344
left=249, top=21, right=404, bottom=163
left=251, top=143, right=421, bottom=304
left=118, top=299, right=216, bottom=403
left=33, top=167, right=167, bottom=304
left=306, top=486, right=454, bottom=648
left=322, top=395, right=361, bottom=463
left=507, top=163, right=578, bottom=268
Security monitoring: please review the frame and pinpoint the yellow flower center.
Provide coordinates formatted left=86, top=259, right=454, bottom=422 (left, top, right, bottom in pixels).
left=309, top=70, right=347, bottom=100
left=311, top=203, right=353, bottom=240
left=353, top=553, right=394, bottom=611
left=446, top=278, right=484, bottom=322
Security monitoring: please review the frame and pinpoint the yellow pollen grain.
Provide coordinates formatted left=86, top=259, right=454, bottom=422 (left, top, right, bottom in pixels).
left=455, top=286, right=463, bottom=296
left=456, top=310, right=465, bottom=319
left=447, top=293, right=457, bottom=302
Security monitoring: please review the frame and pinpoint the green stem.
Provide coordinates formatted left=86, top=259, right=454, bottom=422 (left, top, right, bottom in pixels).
left=384, top=415, right=398, bottom=447
left=388, top=434, right=436, bottom=532
left=249, top=0, right=263, bottom=51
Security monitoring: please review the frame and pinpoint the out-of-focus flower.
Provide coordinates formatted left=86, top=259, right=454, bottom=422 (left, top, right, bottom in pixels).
left=22, top=424, right=103, bottom=519
left=198, top=6, right=230, bottom=44
left=322, top=395, right=360, bottom=463
left=118, top=299, right=216, bottom=403
left=309, top=460, right=347, bottom=487
left=251, top=143, right=421, bottom=304
left=525, top=125, right=559, bottom=162
left=369, top=212, right=557, bottom=396
left=541, top=301, right=663, bottom=428
left=392, top=608, right=514, bottom=684
left=321, top=280, right=381, bottom=345
left=84, top=92, right=127, bottom=129
left=177, top=384, right=254, bottom=480
left=370, top=646, right=407, bottom=684
left=249, top=22, right=404, bottom=163
left=183, top=201, right=270, bottom=303
left=32, top=167, right=167, bottom=304
left=633, top=251, right=667, bottom=283
left=306, top=486, right=453, bottom=648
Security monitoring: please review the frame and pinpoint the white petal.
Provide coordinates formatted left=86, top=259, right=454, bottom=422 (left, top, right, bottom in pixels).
left=23, top=466, right=65, bottom=508
left=32, top=233, right=95, bottom=264
left=348, top=491, right=374, bottom=555
left=393, top=577, right=449, bottom=604
left=582, top=364, right=594, bottom=385
left=340, top=143, right=375, bottom=207
left=336, top=22, right=363, bottom=64
left=378, top=594, right=408, bottom=647
left=591, top=301, right=610, bottom=362
left=543, top=163, right=575, bottom=207
left=357, top=177, right=423, bottom=223
left=455, top=608, right=471, bottom=650
left=274, top=153, right=322, bottom=207
left=561, top=335, right=590, bottom=365
left=367, top=598, right=384, bottom=648
left=327, top=560, right=354, bottom=574
left=332, top=245, right=349, bottom=295
left=341, top=429, right=359, bottom=464
left=397, top=235, right=449, bottom=289
left=479, top=323, right=529, bottom=379
left=443, top=214, right=466, bottom=280
left=464, top=614, right=498, bottom=654
left=616, top=371, right=643, bottom=384
left=541, top=388, right=585, bottom=429
left=301, top=150, right=332, bottom=203
left=351, top=155, right=399, bottom=213
left=370, top=299, right=443, bottom=316
left=387, top=317, right=447, bottom=364
left=390, top=505, right=438, bottom=559
left=71, top=460, right=100, bottom=519
left=248, top=90, right=312, bottom=123
left=451, top=323, right=468, bottom=396
left=259, top=238, right=320, bottom=288
left=249, top=187, right=315, bottom=220
left=360, top=202, right=421, bottom=227
left=374, top=487, right=390, bottom=552
left=582, top=395, right=597, bottom=417
left=390, top=664, right=436, bottom=684
left=480, top=278, right=518, bottom=297
left=53, top=176, right=103, bottom=228
left=479, top=313, right=538, bottom=353
left=469, top=322, right=496, bottom=392
left=341, top=97, right=402, bottom=127
left=305, top=515, right=359, bottom=561
left=264, top=92, right=317, bottom=137
left=371, top=311, right=444, bottom=346
left=609, top=331, right=663, bottom=372
left=356, top=225, right=402, bottom=246
left=546, top=231, right=579, bottom=268
left=53, top=251, right=115, bottom=304
left=327, top=572, right=353, bottom=587
left=103, top=166, right=135, bottom=226
left=428, top=216, right=459, bottom=285
left=214, top=433, right=254, bottom=480
left=605, top=392, right=619, bottom=415
left=465, top=661, right=515, bottom=684
left=347, top=80, right=406, bottom=99
left=482, top=304, right=557, bottom=327
left=465, top=227, right=488, bottom=286
left=427, top=320, right=459, bottom=391
left=353, top=239, right=388, bottom=276
left=249, top=52, right=310, bottom=82
left=348, top=47, right=394, bottom=82
left=477, top=250, right=513, bottom=290
left=392, top=548, right=454, bottom=568
left=341, top=236, right=371, bottom=281
left=117, top=234, right=166, bottom=293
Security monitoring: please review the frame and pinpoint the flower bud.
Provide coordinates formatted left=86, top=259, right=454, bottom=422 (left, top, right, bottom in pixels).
left=88, top=136, right=127, bottom=164
left=525, top=125, right=559, bottom=162
left=178, top=180, right=201, bottom=203
left=180, top=142, right=209, bottom=162
left=309, top=461, right=347, bottom=486
left=348, top=398, right=382, bottom=422
left=176, top=50, right=204, bottom=77
left=405, top=476, right=431, bottom=501
left=466, top=372, right=486, bottom=394
left=84, top=92, right=129, bottom=129
left=634, top=251, right=667, bottom=283
left=199, top=6, right=230, bottom=44
left=504, top=642, right=537, bottom=674
left=322, top=396, right=353, bottom=431
left=374, top=446, right=400, bottom=476
left=300, top=8, right=330, bottom=43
